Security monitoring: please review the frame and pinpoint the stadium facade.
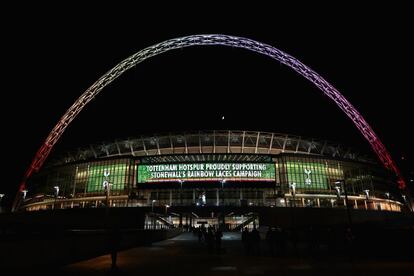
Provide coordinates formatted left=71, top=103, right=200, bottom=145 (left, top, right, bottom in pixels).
left=20, top=130, right=408, bottom=229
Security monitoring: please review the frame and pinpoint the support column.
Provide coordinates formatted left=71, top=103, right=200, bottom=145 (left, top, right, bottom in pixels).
left=169, top=189, right=172, bottom=206
left=216, top=188, right=219, bottom=206
left=316, top=198, right=320, bottom=208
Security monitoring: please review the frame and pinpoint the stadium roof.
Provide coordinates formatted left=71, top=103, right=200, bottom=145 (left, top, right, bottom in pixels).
left=47, top=130, right=376, bottom=167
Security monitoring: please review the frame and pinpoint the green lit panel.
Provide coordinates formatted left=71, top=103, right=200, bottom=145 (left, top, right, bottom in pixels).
left=286, top=161, right=329, bottom=190
left=87, top=164, right=127, bottom=192
left=137, top=163, right=275, bottom=183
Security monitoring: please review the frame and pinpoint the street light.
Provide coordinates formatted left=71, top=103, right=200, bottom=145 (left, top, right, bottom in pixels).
left=289, top=182, right=296, bottom=207
left=335, top=180, right=352, bottom=227
left=22, top=189, right=28, bottom=200
left=363, top=189, right=370, bottom=211
left=54, top=186, right=60, bottom=197
left=103, top=170, right=111, bottom=208
left=179, top=180, right=183, bottom=205
left=401, top=195, right=412, bottom=212
left=0, top=194, right=4, bottom=213
left=53, top=186, right=60, bottom=210
left=221, top=179, right=226, bottom=189
left=333, top=185, right=342, bottom=208
left=334, top=186, right=341, bottom=199
left=151, top=199, right=157, bottom=229
left=220, top=179, right=226, bottom=206
left=165, top=204, right=170, bottom=214
left=151, top=199, right=156, bottom=212
left=363, top=189, right=370, bottom=200
left=385, top=192, right=392, bottom=211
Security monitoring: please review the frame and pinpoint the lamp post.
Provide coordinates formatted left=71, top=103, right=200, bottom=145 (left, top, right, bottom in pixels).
left=165, top=205, right=171, bottom=229
left=385, top=192, right=392, bottom=211
left=221, top=179, right=226, bottom=189
left=363, top=189, right=369, bottom=200
left=334, top=186, right=341, bottom=207
left=289, top=182, right=296, bottom=207
left=220, top=179, right=226, bottom=206
left=363, top=189, right=370, bottom=210
left=53, top=186, right=60, bottom=210
left=179, top=180, right=183, bottom=205
left=22, top=189, right=28, bottom=200
left=401, top=195, right=412, bottom=212
left=335, top=180, right=352, bottom=228
left=0, top=194, right=4, bottom=213
left=103, top=170, right=111, bottom=208
left=151, top=199, right=156, bottom=212
left=151, top=199, right=157, bottom=229
left=54, top=186, right=60, bottom=197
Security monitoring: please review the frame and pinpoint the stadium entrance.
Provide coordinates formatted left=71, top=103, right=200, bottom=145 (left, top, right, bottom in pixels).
left=144, top=209, right=259, bottom=231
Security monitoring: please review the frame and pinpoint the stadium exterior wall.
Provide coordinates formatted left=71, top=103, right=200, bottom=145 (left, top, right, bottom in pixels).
left=20, top=131, right=407, bottom=215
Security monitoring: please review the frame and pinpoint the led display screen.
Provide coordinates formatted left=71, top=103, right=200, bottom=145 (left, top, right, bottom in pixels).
left=137, top=163, right=275, bottom=183
left=285, top=161, right=329, bottom=189
left=87, top=164, right=127, bottom=192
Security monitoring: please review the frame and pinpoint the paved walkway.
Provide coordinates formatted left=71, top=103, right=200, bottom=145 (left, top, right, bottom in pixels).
left=59, top=232, right=414, bottom=275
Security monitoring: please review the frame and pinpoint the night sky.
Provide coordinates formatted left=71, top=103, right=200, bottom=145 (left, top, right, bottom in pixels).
left=2, top=4, right=413, bottom=206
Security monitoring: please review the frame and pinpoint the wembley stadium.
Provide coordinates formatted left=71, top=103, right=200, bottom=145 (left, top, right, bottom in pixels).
left=9, top=35, right=413, bottom=231
left=18, top=130, right=410, bottom=229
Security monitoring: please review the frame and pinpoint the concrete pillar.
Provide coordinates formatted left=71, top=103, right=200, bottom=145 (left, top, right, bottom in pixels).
left=216, top=188, right=219, bottom=206
left=316, top=198, right=320, bottom=207
left=169, top=189, right=172, bottom=206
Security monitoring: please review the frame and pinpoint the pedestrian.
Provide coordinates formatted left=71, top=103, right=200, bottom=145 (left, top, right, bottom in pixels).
left=242, top=227, right=249, bottom=255
left=266, top=227, right=275, bottom=256
left=108, top=226, right=121, bottom=270
left=251, top=226, right=261, bottom=255
left=215, top=229, right=223, bottom=253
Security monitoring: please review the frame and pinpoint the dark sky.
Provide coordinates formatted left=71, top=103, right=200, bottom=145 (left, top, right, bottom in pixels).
left=2, top=4, right=413, bottom=204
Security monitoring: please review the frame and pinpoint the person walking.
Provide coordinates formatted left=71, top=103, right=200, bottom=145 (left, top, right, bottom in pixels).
left=215, top=229, right=223, bottom=253
left=108, top=226, right=121, bottom=270
left=242, top=227, right=249, bottom=255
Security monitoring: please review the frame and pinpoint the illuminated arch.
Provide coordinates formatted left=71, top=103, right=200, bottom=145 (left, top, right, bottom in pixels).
left=18, top=34, right=405, bottom=197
